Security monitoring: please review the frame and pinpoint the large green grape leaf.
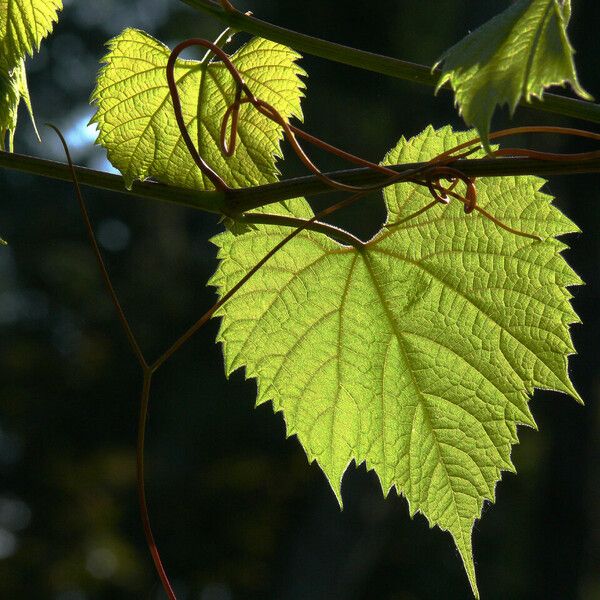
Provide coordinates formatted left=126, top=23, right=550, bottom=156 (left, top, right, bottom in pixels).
left=209, top=126, right=581, bottom=598
left=435, top=0, right=592, bottom=150
left=0, top=57, right=37, bottom=151
left=0, top=0, right=62, bottom=69
left=91, top=28, right=305, bottom=190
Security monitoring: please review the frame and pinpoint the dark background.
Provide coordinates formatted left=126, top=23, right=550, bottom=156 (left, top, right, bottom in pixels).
left=0, top=1, right=599, bottom=599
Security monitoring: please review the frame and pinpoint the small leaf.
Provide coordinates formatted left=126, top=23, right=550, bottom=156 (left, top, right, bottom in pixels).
left=0, top=60, right=19, bottom=150
left=0, top=0, right=62, bottom=69
left=0, top=58, right=37, bottom=151
left=435, top=0, right=592, bottom=150
left=91, top=28, right=305, bottom=190
left=210, top=126, right=581, bottom=598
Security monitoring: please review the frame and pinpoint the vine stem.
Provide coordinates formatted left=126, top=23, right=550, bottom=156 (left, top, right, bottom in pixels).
left=48, top=126, right=147, bottom=368
left=50, top=126, right=176, bottom=599
left=0, top=150, right=226, bottom=212
left=148, top=190, right=367, bottom=372
left=3, top=150, right=600, bottom=218
left=136, top=370, right=178, bottom=600
left=181, top=0, right=600, bottom=125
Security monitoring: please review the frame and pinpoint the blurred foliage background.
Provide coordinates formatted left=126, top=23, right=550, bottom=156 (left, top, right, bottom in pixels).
left=0, top=1, right=599, bottom=598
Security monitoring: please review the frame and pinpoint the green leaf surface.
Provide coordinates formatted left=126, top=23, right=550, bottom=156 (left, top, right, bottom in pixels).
left=0, top=58, right=37, bottom=151
left=210, top=126, right=581, bottom=598
left=91, top=28, right=305, bottom=190
left=435, top=0, right=592, bottom=150
left=0, top=0, right=62, bottom=69
left=0, top=59, right=19, bottom=150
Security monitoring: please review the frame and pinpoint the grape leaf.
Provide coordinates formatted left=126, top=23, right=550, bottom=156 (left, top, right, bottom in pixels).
left=0, top=58, right=38, bottom=151
left=209, top=126, right=581, bottom=598
left=91, top=28, right=305, bottom=190
left=0, top=0, right=62, bottom=69
left=435, top=0, right=592, bottom=150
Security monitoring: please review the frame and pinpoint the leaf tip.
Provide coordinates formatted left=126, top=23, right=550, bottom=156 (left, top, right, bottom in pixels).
left=327, top=476, right=344, bottom=510
left=559, top=373, right=583, bottom=405
left=452, top=526, right=480, bottom=599
left=571, top=385, right=584, bottom=406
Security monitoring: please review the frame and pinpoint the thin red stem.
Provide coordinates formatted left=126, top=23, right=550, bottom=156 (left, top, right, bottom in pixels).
left=166, top=39, right=243, bottom=191
left=137, top=370, right=177, bottom=600
left=48, top=125, right=148, bottom=370
left=166, top=39, right=437, bottom=195
left=150, top=190, right=368, bottom=372
left=50, top=125, right=178, bottom=598
left=435, top=126, right=600, bottom=161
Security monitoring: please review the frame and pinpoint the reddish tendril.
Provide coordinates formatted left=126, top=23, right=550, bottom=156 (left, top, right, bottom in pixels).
left=167, top=38, right=466, bottom=200
left=48, top=125, right=177, bottom=600
left=167, top=37, right=600, bottom=242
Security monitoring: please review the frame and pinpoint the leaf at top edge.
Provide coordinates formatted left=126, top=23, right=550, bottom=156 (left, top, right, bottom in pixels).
left=91, top=28, right=306, bottom=190
left=0, top=0, right=62, bottom=70
left=435, top=0, right=592, bottom=151
left=209, top=126, right=582, bottom=598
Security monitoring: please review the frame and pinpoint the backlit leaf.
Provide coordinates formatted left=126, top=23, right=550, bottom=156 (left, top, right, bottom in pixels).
left=210, top=125, right=581, bottom=598
left=435, top=0, right=592, bottom=150
left=91, top=28, right=305, bottom=190
left=0, top=58, right=37, bottom=151
left=0, top=0, right=62, bottom=69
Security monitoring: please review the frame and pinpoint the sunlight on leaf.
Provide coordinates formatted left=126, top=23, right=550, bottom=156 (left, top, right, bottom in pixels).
left=0, top=58, right=37, bottom=151
left=210, top=126, right=581, bottom=598
left=0, top=59, right=19, bottom=150
left=435, top=0, right=592, bottom=150
left=0, top=0, right=62, bottom=69
left=91, top=28, right=305, bottom=190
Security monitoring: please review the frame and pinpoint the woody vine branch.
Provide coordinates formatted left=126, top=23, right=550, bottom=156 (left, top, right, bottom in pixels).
left=2, top=150, right=600, bottom=217
left=2, top=2, right=600, bottom=213
left=183, top=0, right=600, bottom=125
